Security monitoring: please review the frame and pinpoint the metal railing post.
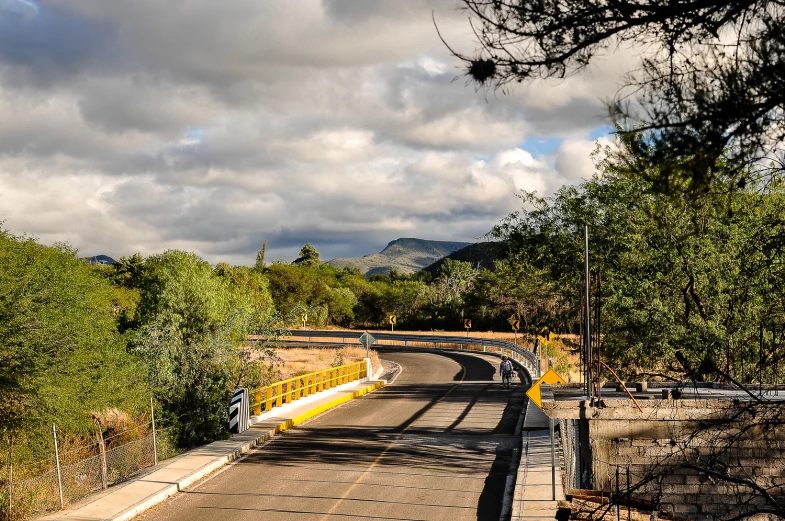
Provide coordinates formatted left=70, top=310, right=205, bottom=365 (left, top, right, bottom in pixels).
left=53, top=424, right=64, bottom=509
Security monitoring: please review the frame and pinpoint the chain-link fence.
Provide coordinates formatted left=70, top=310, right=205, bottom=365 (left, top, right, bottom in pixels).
left=560, top=418, right=583, bottom=492
left=2, top=427, right=179, bottom=521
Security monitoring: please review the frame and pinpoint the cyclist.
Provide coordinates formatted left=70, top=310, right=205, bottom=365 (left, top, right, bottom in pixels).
left=500, top=356, right=514, bottom=389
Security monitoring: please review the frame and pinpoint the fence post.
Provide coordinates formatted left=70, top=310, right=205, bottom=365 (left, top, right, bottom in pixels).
left=96, top=426, right=108, bottom=489
left=151, top=398, right=158, bottom=466
left=7, top=433, right=12, bottom=521
left=53, top=424, right=64, bottom=509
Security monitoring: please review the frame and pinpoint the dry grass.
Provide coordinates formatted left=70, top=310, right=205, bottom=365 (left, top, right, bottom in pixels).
left=275, top=346, right=381, bottom=381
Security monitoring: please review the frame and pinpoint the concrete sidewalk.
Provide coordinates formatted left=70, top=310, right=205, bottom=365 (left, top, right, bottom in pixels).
left=511, top=400, right=565, bottom=520
left=38, top=378, right=385, bottom=521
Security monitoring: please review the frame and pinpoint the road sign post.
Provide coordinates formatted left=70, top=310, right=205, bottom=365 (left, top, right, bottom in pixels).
left=358, top=332, right=376, bottom=359
left=389, top=315, right=397, bottom=333
left=464, top=318, right=471, bottom=337
left=301, top=313, right=307, bottom=330
left=550, top=416, right=556, bottom=500
left=511, top=319, right=520, bottom=345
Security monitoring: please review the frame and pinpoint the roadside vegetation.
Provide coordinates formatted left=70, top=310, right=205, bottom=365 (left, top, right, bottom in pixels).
left=4, top=132, right=785, bottom=516
left=5, top=134, right=785, bottom=470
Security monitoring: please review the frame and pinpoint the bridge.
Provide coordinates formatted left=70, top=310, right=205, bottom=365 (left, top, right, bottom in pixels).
left=40, top=332, right=547, bottom=521
left=155, top=346, right=532, bottom=520
left=278, top=328, right=541, bottom=379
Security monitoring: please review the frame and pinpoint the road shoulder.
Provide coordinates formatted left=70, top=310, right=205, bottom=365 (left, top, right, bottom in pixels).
left=36, top=378, right=386, bottom=521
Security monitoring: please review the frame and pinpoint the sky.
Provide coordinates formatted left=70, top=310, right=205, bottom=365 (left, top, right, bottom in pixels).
left=0, top=0, right=625, bottom=265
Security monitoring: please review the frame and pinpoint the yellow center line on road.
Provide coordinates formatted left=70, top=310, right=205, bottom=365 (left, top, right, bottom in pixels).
left=317, top=363, right=467, bottom=520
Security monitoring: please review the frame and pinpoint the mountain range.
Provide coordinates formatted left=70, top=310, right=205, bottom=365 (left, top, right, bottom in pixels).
left=81, top=238, right=505, bottom=277
left=420, top=241, right=506, bottom=277
left=328, top=238, right=472, bottom=277
left=82, top=254, right=117, bottom=265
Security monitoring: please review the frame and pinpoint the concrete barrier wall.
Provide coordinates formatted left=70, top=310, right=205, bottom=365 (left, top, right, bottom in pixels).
left=549, top=397, right=785, bottom=519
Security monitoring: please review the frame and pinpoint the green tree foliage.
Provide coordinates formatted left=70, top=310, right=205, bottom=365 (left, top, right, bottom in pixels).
left=0, top=230, right=147, bottom=443
left=292, top=243, right=320, bottom=267
left=264, top=263, right=361, bottom=327
left=490, top=143, right=785, bottom=380
left=454, top=0, right=785, bottom=191
left=428, top=259, right=480, bottom=317
left=129, top=251, right=275, bottom=447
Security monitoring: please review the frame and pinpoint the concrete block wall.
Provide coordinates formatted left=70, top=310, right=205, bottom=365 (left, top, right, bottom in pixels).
left=548, top=397, right=785, bottom=520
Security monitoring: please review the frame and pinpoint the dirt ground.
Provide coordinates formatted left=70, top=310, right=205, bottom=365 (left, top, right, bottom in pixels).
left=275, top=345, right=382, bottom=380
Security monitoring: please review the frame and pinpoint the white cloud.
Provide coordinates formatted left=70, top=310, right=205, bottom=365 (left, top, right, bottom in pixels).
left=0, top=0, right=623, bottom=262
left=553, top=137, right=614, bottom=182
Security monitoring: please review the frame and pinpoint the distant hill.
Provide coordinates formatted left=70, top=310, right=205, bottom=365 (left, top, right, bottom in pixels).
left=421, top=241, right=506, bottom=277
left=82, top=255, right=116, bottom=265
left=328, top=238, right=472, bottom=277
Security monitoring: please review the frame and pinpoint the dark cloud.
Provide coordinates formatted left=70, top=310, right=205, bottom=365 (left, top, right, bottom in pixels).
left=0, top=0, right=618, bottom=264
left=0, top=2, right=118, bottom=86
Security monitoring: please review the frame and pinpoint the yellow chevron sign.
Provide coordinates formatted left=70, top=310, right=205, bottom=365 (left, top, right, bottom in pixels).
left=525, top=368, right=566, bottom=409
left=389, top=315, right=397, bottom=326
left=464, top=318, right=471, bottom=329
left=511, top=320, right=520, bottom=331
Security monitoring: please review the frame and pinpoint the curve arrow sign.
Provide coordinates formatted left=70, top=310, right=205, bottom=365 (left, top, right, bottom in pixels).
left=526, top=368, right=566, bottom=409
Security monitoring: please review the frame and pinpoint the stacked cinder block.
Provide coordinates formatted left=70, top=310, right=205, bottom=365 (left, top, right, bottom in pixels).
left=545, top=392, right=785, bottom=520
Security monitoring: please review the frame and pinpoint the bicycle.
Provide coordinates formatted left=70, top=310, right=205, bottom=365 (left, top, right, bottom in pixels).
left=502, top=370, right=514, bottom=389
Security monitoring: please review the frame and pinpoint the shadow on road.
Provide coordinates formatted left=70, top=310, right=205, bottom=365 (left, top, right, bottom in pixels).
left=231, top=349, right=530, bottom=521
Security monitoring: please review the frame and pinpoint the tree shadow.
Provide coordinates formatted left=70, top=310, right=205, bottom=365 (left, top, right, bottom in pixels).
left=227, top=349, right=529, bottom=520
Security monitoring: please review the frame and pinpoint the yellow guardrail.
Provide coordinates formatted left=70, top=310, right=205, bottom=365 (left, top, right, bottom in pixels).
left=249, top=361, right=368, bottom=416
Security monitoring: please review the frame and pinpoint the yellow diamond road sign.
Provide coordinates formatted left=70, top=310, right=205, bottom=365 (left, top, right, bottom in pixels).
left=526, top=368, right=566, bottom=409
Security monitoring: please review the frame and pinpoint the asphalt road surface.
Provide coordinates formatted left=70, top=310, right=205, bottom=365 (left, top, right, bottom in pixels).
left=146, top=348, right=529, bottom=521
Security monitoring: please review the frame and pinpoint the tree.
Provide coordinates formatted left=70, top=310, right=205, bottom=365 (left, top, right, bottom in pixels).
left=255, top=239, right=267, bottom=270
left=449, top=0, right=785, bottom=191
left=293, top=243, right=320, bottom=267
left=490, top=142, right=785, bottom=380
left=130, top=251, right=274, bottom=447
left=264, top=263, right=358, bottom=327
left=0, top=230, right=147, bottom=444
left=426, top=259, right=481, bottom=322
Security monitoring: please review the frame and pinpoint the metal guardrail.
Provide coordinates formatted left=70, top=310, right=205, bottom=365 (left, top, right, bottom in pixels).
left=249, top=360, right=367, bottom=416
left=279, top=330, right=541, bottom=378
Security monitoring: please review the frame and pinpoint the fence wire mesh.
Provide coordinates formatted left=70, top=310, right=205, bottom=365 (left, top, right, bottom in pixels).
left=2, top=428, right=177, bottom=521
left=560, top=418, right=582, bottom=492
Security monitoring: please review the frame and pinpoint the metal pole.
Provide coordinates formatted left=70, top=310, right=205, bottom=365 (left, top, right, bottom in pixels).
left=626, top=465, right=631, bottom=521
left=616, top=466, right=620, bottom=520
left=584, top=225, right=592, bottom=399
left=596, top=270, right=602, bottom=400
left=53, top=424, right=64, bottom=509
left=550, top=417, right=556, bottom=500
left=7, top=433, right=12, bottom=520
left=151, top=397, right=158, bottom=466
left=578, top=285, right=583, bottom=385
left=760, top=323, right=764, bottom=397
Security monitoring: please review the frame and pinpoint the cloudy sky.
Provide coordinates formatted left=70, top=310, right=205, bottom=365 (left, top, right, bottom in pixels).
left=0, top=0, right=623, bottom=265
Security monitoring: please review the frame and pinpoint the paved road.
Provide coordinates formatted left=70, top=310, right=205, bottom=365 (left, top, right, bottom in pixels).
left=145, top=349, right=528, bottom=521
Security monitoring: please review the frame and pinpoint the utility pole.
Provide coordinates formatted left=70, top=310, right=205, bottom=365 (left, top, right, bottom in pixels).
left=584, top=225, right=592, bottom=399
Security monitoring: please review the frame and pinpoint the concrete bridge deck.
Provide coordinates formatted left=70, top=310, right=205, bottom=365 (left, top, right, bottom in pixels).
left=38, top=348, right=561, bottom=521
